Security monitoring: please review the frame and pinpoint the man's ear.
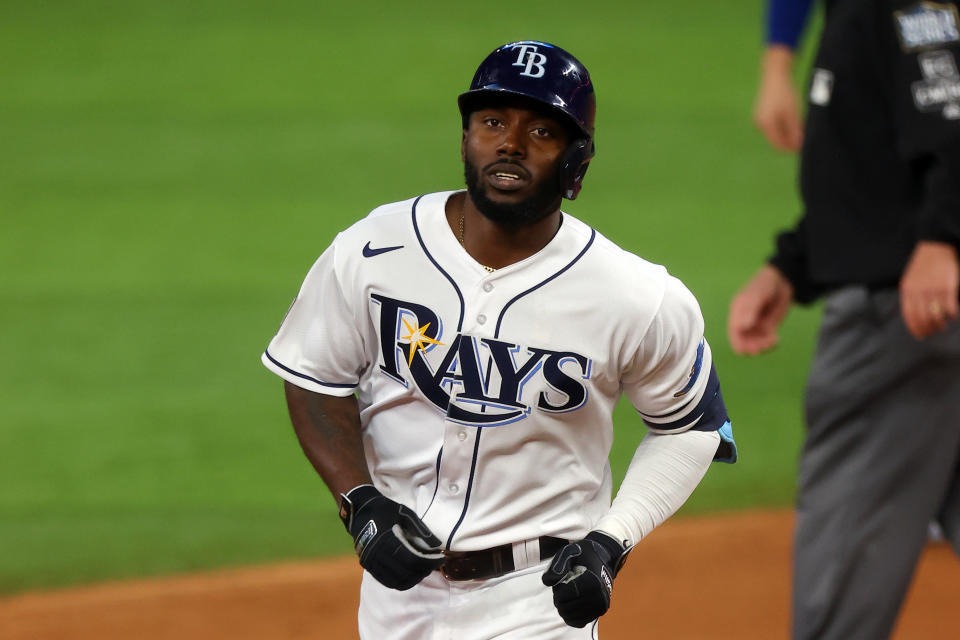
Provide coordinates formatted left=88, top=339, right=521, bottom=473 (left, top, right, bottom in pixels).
left=461, top=129, right=467, bottom=162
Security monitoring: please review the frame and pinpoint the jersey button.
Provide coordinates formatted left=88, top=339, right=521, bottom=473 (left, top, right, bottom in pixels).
left=482, top=282, right=493, bottom=292
left=457, top=431, right=467, bottom=441
left=477, top=314, right=487, bottom=325
left=449, top=484, right=459, bottom=494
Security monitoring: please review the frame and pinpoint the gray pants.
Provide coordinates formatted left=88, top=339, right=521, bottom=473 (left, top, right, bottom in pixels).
left=794, top=287, right=960, bottom=640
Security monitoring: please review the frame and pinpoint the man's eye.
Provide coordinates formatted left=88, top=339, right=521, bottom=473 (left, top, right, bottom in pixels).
left=484, top=118, right=501, bottom=127
left=533, top=127, right=551, bottom=137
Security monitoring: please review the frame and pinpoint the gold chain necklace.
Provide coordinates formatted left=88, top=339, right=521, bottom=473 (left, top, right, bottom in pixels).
left=458, top=208, right=496, bottom=273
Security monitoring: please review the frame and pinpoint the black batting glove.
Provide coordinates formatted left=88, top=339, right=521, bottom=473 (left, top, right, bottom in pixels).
left=541, top=530, right=628, bottom=628
left=339, top=484, right=444, bottom=591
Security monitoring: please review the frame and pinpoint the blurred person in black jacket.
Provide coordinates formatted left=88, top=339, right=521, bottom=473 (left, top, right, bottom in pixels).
left=730, top=1, right=960, bottom=638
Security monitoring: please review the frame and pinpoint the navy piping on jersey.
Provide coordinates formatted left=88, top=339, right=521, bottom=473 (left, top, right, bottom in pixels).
left=263, top=349, right=358, bottom=389
left=494, top=227, right=596, bottom=338
left=640, top=363, right=728, bottom=432
left=411, top=194, right=466, bottom=333
left=445, top=429, right=483, bottom=549
left=643, top=395, right=695, bottom=421
left=410, top=194, right=468, bottom=529
left=445, top=226, right=596, bottom=548
left=419, top=447, right=444, bottom=520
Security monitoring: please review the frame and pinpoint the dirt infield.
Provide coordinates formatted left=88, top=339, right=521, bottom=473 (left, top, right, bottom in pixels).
left=2, top=510, right=957, bottom=639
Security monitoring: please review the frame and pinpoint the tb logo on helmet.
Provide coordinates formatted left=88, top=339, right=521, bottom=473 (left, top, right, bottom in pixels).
left=511, top=43, right=547, bottom=78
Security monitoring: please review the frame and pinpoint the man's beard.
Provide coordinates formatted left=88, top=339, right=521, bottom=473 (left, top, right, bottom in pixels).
left=464, top=156, right=563, bottom=227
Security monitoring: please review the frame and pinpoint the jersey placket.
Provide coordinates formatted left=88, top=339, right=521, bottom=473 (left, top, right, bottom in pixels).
left=432, top=273, right=505, bottom=549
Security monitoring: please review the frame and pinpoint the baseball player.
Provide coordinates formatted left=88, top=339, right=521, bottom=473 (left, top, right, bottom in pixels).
left=262, top=41, right=737, bottom=639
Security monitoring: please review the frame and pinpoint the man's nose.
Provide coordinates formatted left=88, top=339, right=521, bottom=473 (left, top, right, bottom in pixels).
left=497, top=127, right=525, bottom=157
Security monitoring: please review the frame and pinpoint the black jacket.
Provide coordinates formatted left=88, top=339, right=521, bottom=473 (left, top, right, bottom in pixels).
left=771, top=0, right=960, bottom=303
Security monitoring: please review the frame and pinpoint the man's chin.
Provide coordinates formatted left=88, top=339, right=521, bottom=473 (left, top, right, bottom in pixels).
left=481, top=189, right=529, bottom=208
left=472, top=191, right=542, bottom=226
left=464, top=159, right=561, bottom=226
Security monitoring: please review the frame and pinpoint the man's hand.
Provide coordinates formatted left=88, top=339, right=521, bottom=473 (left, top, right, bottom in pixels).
left=541, top=531, right=627, bottom=628
left=899, top=241, right=960, bottom=339
left=754, top=45, right=804, bottom=152
left=728, top=265, right=795, bottom=355
left=339, top=484, right=444, bottom=591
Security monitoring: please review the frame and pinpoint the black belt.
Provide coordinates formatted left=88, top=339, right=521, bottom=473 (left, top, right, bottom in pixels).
left=441, top=536, right=568, bottom=581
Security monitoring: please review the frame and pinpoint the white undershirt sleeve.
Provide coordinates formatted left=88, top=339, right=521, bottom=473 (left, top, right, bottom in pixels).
left=594, top=429, right=720, bottom=549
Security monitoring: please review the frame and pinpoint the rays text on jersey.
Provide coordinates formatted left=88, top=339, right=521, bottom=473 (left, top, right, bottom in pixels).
left=371, top=293, right=592, bottom=427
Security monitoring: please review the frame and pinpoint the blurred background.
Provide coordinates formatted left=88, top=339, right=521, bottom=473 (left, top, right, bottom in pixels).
left=1, top=0, right=821, bottom=593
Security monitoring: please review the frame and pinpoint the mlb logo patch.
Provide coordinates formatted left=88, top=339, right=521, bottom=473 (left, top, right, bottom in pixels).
left=810, top=68, right=834, bottom=106
left=895, top=1, right=960, bottom=51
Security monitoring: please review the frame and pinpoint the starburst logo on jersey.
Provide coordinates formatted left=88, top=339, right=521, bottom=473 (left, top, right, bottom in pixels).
left=371, top=293, right=592, bottom=426
left=401, top=318, right=444, bottom=366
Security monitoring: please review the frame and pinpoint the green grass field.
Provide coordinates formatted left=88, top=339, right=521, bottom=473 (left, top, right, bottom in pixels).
left=1, top=0, right=822, bottom=593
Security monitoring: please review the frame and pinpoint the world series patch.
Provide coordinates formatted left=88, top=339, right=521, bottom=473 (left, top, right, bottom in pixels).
left=895, top=1, right=960, bottom=51
left=911, top=49, right=960, bottom=119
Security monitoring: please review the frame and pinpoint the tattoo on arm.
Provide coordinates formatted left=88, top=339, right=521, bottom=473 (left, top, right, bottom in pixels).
left=283, top=381, right=372, bottom=500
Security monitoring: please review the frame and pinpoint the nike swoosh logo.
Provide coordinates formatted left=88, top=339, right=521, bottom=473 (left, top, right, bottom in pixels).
left=362, top=242, right=404, bottom=258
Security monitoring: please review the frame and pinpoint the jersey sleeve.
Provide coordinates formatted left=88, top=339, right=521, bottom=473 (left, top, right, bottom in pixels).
left=261, top=238, right=366, bottom=396
left=621, top=276, right=730, bottom=436
left=886, top=1, right=960, bottom=245
left=766, top=0, right=817, bottom=49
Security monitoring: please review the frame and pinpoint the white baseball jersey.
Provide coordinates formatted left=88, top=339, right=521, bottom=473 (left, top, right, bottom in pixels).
left=262, top=190, right=716, bottom=551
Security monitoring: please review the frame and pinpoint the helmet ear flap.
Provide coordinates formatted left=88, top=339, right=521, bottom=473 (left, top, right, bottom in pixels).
left=560, top=139, right=595, bottom=200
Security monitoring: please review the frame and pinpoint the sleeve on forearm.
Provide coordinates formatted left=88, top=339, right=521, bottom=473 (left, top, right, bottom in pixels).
left=766, top=0, right=817, bottom=48
left=594, top=430, right=720, bottom=549
left=768, top=217, right=824, bottom=304
left=917, top=148, right=960, bottom=247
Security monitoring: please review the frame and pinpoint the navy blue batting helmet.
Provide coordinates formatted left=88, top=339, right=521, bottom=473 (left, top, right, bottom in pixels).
left=458, top=41, right=596, bottom=200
